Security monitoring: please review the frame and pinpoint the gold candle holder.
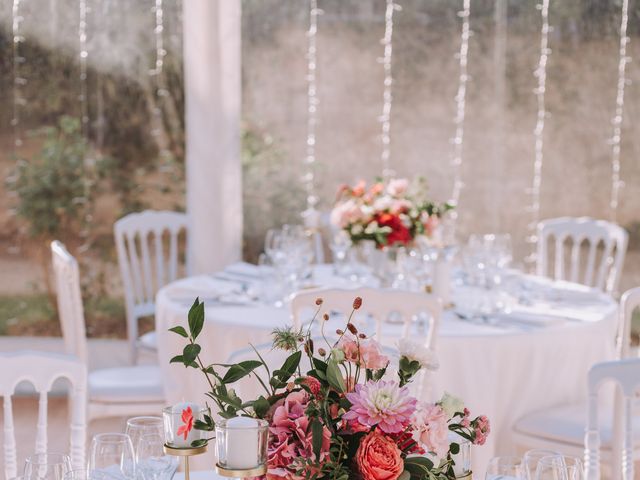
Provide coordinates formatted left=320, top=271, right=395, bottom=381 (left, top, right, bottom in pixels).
left=215, top=463, right=268, bottom=478
left=163, top=443, right=208, bottom=480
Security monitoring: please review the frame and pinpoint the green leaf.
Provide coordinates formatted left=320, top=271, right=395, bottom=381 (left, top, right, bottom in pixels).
left=274, top=351, right=302, bottom=383
left=190, top=439, right=208, bottom=448
left=168, top=325, right=188, bottom=338
left=188, top=299, right=205, bottom=340
left=253, top=396, right=270, bottom=418
left=183, top=343, right=201, bottom=365
left=222, top=360, right=264, bottom=384
left=450, top=442, right=460, bottom=455
left=311, top=418, right=324, bottom=461
left=312, top=358, right=328, bottom=373
left=169, top=355, right=184, bottom=364
left=326, top=359, right=346, bottom=392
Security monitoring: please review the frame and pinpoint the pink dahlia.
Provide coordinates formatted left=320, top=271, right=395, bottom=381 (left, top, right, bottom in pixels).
left=343, top=380, right=416, bottom=434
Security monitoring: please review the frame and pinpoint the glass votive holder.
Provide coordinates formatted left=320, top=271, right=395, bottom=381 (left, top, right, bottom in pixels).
left=162, top=404, right=206, bottom=449
left=215, top=417, right=268, bottom=475
left=451, top=436, right=471, bottom=478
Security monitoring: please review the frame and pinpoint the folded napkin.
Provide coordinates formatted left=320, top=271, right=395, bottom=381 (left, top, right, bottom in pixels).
left=166, top=276, right=238, bottom=303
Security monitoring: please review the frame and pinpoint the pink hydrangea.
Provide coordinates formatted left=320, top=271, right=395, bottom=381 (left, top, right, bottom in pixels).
left=338, top=337, right=389, bottom=371
left=267, top=391, right=331, bottom=479
left=411, top=402, right=450, bottom=459
left=343, top=380, right=416, bottom=434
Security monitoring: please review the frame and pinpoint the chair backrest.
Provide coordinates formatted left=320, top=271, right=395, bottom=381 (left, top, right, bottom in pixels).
left=114, top=210, right=188, bottom=359
left=51, top=241, right=88, bottom=364
left=0, top=351, right=87, bottom=479
left=617, top=287, right=640, bottom=360
left=536, top=217, right=628, bottom=295
left=290, top=287, right=442, bottom=350
left=584, top=358, right=640, bottom=480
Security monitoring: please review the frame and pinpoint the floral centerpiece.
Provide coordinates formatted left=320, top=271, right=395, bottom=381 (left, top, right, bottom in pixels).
left=170, top=296, right=489, bottom=480
left=330, top=177, right=453, bottom=249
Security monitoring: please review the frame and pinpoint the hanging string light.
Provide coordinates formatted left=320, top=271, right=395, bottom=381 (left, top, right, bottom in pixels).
left=12, top=0, right=25, bottom=151
left=302, top=0, right=322, bottom=217
left=151, top=0, right=172, bottom=166
left=525, top=0, right=551, bottom=267
left=379, top=0, right=401, bottom=179
left=79, top=0, right=89, bottom=138
left=449, top=0, right=471, bottom=210
left=609, top=0, right=630, bottom=222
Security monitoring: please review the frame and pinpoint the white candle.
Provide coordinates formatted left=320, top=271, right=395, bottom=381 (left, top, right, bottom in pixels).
left=169, top=402, right=201, bottom=448
left=225, top=417, right=260, bottom=469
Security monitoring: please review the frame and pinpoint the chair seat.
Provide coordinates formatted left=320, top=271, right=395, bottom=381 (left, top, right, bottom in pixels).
left=88, top=365, right=164, bottom=403
left=138, top=331, right=158, bottom=351
left=514, top=402, right=640, bottom=448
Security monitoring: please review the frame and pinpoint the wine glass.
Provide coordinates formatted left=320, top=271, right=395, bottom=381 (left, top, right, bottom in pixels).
left=330, top=230, right=352, bottom=276
left=124, top=417, right=163, bottom=453
left=485, top=456, right=524, bottom=480
left=135, top=433, right=177, bottom=480
left=88, top=433, right=135, bottom=480
left=523, top=450, right=562, bottom=480
left=23, top=453, right=72, bottom=480
left=535, top=455, right=583, bottom=480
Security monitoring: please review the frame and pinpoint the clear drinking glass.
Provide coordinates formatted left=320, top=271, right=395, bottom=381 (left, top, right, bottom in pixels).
left=23, top=453, right=72, bottom=480
left=88, top=433, right=136, bottom=480
left=125, top=417, right=163, bottom=452
left=63, top=469, right=108, bottom=480
left=535, top=455, right=583, bottom=480
left=485, top=456, right=524, bottom=480
left=523, top=450, right=562, bottom=480
left=135, top=433, right=177, bottom=480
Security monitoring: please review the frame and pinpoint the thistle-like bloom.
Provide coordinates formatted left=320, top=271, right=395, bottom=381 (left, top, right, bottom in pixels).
left=343, top=380, right=416, bottom=434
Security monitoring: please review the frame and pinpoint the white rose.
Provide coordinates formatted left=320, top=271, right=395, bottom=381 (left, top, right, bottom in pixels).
left=398, top=338, right=439, bottom=371
left=439, top=392, right=465, bottom=418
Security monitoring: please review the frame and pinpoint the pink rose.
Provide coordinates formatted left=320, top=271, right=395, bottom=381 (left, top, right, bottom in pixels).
left=411, top=403, right=450, bottom=458
left=338, top=337, right=389, bottom=370
left=386, top=178, right=409, bottom=197
left=356, top=430, right=404, bottom=480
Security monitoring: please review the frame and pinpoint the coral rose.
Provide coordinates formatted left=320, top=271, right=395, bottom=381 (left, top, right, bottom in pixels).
left=356, top=430, right=404, bottom=480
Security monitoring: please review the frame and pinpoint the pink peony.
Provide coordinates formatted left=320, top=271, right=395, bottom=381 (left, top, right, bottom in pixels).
left=267, top=391, right=331, bottom=479
left=338, top=337, right=389, bottom=371
left=386, top=178, right=409, bottom=197
left=472, top=415, right=490, bottom=446
left=411, top=402, right=450, bottom=458
left=343, top=380, right=416, bottom=434
left=356, top=430, right=404, bottom=480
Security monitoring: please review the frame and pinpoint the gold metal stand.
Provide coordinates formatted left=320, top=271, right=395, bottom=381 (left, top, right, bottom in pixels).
left=163, top=443, right=208, bottom=480
left=456, top=472, right=473, bottom=480
left=215, top=463, right=268, bottom=478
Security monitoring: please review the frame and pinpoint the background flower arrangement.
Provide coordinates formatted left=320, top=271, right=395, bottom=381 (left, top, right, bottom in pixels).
left=170, top=296, right=489, bottom=480
left=330, top=178, right=454, bottom=249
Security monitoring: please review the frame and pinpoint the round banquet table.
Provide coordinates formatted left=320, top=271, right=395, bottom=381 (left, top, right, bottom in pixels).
left=155, top=263, right=617, bottom=476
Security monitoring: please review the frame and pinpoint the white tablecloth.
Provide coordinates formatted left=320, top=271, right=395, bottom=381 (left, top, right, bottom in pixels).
left=156, top=264, right=617, bottom=476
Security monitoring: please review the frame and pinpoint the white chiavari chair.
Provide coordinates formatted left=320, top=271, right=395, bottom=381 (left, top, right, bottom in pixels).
left=536, top=217, right=628, bottom=295
left=0, top=351, right=87, bottom=479
left=512, top=286, right=640, bottom=479
left=114, top=210, right=189, bottom=363
left=51, top=241, right=165, bottom=423
left=584, top=358, right=640, bottom=480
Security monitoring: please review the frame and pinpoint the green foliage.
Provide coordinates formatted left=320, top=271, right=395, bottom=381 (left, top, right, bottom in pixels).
left=8, top=116, right=97, bottom=242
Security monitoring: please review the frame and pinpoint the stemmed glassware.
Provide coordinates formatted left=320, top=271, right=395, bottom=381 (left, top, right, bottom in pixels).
left=329, top=230, right=352, bottom=277
left=523, top=450, right=562, bottom=480
left=534, top=455, right=583, bottom=480
left=88, top=433, right=136, bottom=480
left=125, top=417, right=177, bottom=480
left=485, top=456, right=524, bottom=479
left=23, top=453, right=72, bottom=480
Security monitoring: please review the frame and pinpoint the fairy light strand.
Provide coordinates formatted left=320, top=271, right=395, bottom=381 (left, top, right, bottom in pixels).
left=449, top=0, right=471, bottom=209
left=302, top=0, right=322, bottom=212
left=609, top=0, right=630, bottom=222
left=79, top=0, right=89, bottom=138
left=151, top=0, right=171, bottom=164
left=525, top=0, right=551, bottom=267
left=379, top=0, right=400, bottom=179
left=12, top=0, right=25, bottom=150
